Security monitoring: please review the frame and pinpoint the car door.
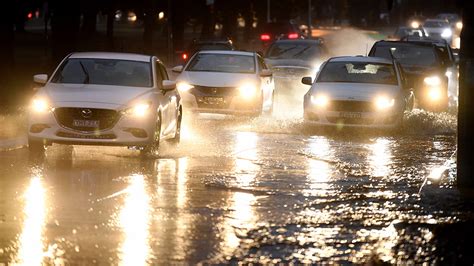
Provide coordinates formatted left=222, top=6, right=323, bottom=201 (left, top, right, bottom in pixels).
left=154, top=60, right=169, bottom=136
left=158, top=62, right=179, bottom=137
left=257, top=55, right=273, bottom=106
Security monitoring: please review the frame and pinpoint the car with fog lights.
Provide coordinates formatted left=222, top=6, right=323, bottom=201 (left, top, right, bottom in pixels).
left=422, top=19, right=453, bottom=44
left=369, top=40, right=455, bottom=111
left=172, top=50, right=275, bottom=116
left=264, top=39, right=328, bottom=98
left=302, top=56, right=414, bottom=128
left=28, top=52, right=182, bottom=156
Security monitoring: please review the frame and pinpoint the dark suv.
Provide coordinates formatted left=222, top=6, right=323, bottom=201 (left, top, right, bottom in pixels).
left=369, top=40, right=456, bottom=111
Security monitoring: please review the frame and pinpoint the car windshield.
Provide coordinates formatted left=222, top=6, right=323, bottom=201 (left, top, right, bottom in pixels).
left=372, top=45, right=438, bottom=67
left=186, top=53, right=255, bottom=73
left=396, top=28, right=424, bottom=37
left=424, top=21, right=449, bottom=27
left=317, top=61, right=398, bottom=85
left=51, top=58, right=152, bottom=87
left=266, top=43, right=322, bottom=60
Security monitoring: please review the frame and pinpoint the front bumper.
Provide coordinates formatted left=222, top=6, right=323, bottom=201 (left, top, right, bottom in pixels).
left=180, top=91, right=262, bottom=115
left=28, top=109, right=156, bottom=147
left=304, top=107, right=402, bottom=129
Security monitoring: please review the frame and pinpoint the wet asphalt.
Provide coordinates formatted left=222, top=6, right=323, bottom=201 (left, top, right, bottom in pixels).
left=0, top=107, right=473, bottom=264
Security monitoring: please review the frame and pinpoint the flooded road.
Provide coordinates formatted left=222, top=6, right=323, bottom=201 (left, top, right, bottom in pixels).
left=0, top=107, right=473, bottom=264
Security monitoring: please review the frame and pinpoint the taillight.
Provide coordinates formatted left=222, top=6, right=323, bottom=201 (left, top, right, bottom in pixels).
left=27, top=12, right=33, bottom=19
left=260, top=34, right=271, bottom=41
left=288, top=33, right=299, bottom=39
left=182, top=53, right=188, bottom=60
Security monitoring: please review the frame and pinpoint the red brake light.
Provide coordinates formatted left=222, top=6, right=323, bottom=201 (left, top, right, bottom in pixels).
left=27, top=12, right=33, bottom=19
left=260, top=34, right=271, bottom=41
left=288, top=33, right=299, bottom=39
left=182, top=53, right=188, bottom=60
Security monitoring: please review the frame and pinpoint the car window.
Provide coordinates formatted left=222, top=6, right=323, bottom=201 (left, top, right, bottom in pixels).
left=317, top=61, right=398, bottom=85
left=372, top=45, right=438, bottom=67
left=266, top=43, right=322, bottom=60
left=51, top=58, right=153, bottom=87
left=186, top=53, right=256, bottom=74
left=424, top=21, right=449, bottom=27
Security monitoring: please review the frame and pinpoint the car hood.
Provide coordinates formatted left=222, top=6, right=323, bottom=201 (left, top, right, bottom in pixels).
left=44, top=83, right=154, bottom=107
left=265, top=59, right=314, bottom=69
left=178, top=71, right=258, bottom=87
left=311, top=82, right=400, bottom=101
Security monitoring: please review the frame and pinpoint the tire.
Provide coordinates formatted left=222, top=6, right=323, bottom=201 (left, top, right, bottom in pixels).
left=169, top=107, right=182, bottom=145
left=140, top=115, right=161, bottom=157
left=28, top=138, right=45, bottom=154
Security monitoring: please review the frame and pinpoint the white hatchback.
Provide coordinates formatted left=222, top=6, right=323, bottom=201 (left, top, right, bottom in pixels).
left=28, top=52, right=182, bottom=156
left=303, top=56, right=414, bottom=129
left=173, top=50, right=275, bottom=116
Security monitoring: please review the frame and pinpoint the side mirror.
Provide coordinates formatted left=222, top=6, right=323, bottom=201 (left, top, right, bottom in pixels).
left=260, top=69, right=272, bottom=77
left=33, top=74, right=48, bottom=85
left=302, top=76, right=313, bottom=85
left=172, top=65, right=184, bottom=73
left=162, top=80, right=176, bottom=91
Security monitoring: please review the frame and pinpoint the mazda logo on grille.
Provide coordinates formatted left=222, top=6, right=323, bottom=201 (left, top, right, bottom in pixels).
left=81, top=109, right=93, bottom=118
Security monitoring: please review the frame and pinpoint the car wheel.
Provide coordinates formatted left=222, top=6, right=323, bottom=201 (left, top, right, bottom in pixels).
left=169, top=107, right=182, bottom=145
left=140, top=115, right=161, bottom=157
left=28, top=138, right=45, bottom=154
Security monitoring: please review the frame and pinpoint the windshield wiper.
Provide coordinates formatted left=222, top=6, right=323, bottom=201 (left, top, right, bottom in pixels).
left=79, top=61, right=90, bottom=84
left=293, top=46, right=312, bottom=58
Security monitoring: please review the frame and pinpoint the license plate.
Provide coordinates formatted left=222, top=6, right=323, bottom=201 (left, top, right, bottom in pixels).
left=340, top=112, right=362, bottom=119
left=73, top=120, right=100, bottom=128
left=204, top=97, right=224, bottom=104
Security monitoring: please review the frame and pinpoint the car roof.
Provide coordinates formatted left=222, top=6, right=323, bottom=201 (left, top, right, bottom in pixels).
left=69, top=52, right=152, bottom=62
left=271, top=39, right=323, bottom=45
left=197, top=50, right=254, bottom=56
left=328, top=56, right=393, bottom=64
left=425, top=19, right=449, bottom=23
left=374, top=40, right=434, bottom=48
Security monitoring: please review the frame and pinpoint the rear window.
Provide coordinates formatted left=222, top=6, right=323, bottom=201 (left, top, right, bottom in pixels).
left=317, top=61, right=398, bottom=85
left=266, top=43, right=322, bottom=60
left=372, top=45, right=438, bottom=67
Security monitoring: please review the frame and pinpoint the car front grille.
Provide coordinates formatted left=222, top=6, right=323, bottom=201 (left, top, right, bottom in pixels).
left=54, top=107, right=120, bottom=132
left=327, top=101, right=374, bottom=112
left=191, top=85, right=238, bottom=96
left=326, top=117, right=374, bottom=125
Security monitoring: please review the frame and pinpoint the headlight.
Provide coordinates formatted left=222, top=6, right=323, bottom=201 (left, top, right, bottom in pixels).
left=428, top=87, right=442, bottom=101
left=456, top=21, right=463, bottom=30
left=238, top=83, right=257, bottom=99
left=31, top=98, right=51, bottom=113
left=424, top=76, right=441, bottom=87
left=177, top=82, right=194, bottom=92
left=124, top=103, right=151, bottom=117
left=411, top=21, right=420, bottom=28
left=375, top=96, right=395, bottom=110
left=310, top=95, right=329, bottom=108
left=441, top=28, right=452, bottom=38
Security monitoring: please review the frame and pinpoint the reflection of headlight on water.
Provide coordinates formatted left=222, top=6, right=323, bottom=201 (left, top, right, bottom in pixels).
left=428, top=87, right=443, bottom=101
left=374, top=96, right=395, bottom=110
left=441, top=28, right=452, bottom=38
left=238, top=83, right=258, bottom=99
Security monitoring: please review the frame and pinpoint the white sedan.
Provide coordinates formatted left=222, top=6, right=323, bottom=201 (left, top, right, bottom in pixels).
left=303, top=56, right=414, bottom=128
left=28, top=52, right=182, bottom=156
left=173, top=50, right=275, bottom=116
